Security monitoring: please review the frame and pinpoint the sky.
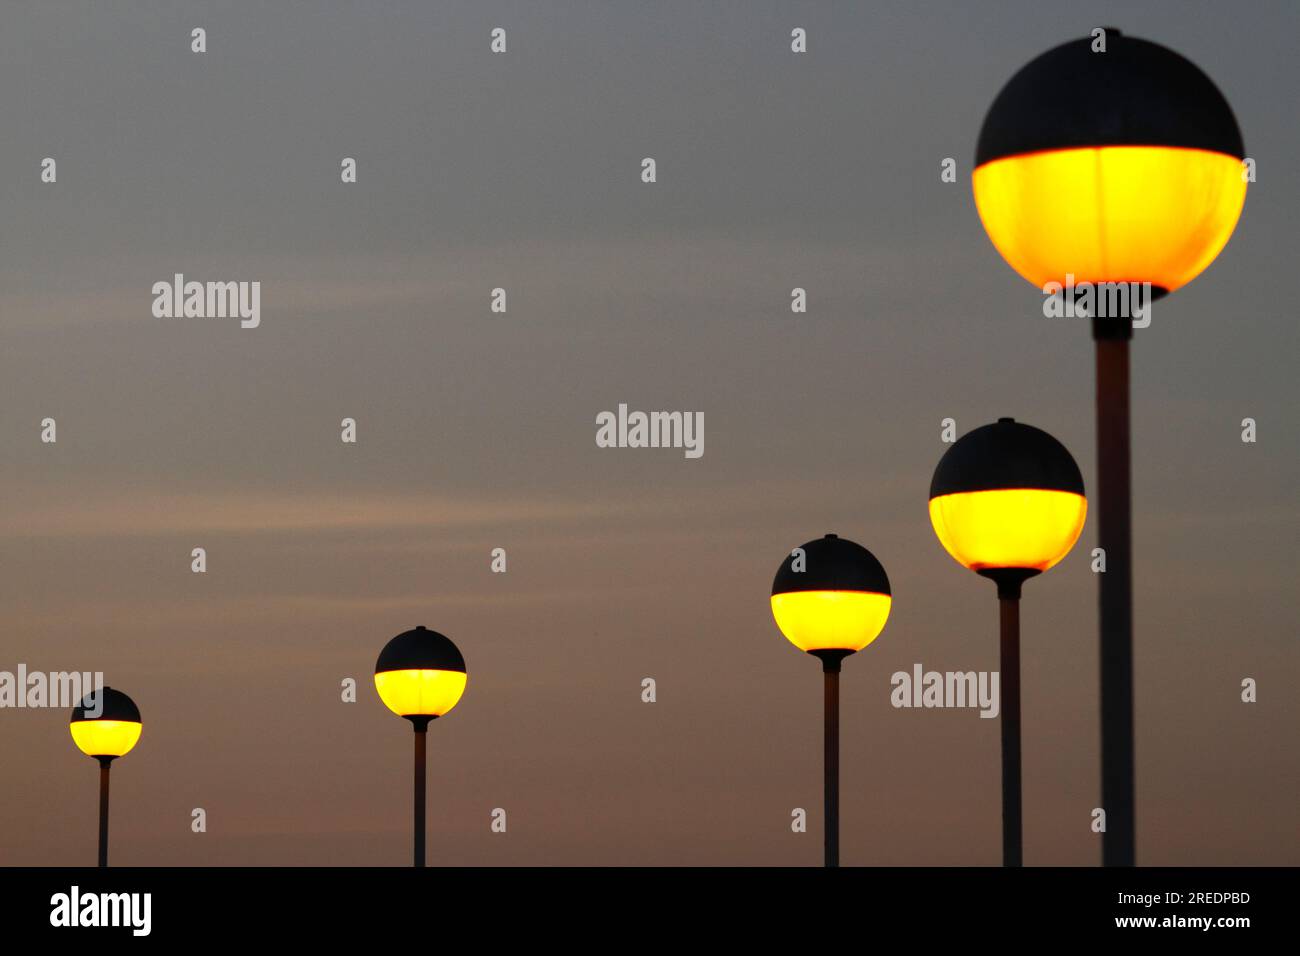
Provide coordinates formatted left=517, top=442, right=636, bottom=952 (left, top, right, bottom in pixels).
left=1, top=1, right=1296, bottom=866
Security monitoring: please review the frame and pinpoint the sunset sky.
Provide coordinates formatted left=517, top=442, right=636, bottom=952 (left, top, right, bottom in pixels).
left=1, top=1, right=1296, bottom=866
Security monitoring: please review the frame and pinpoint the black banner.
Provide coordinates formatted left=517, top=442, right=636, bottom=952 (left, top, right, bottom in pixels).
left=1, top=866, right=1287, bottom=941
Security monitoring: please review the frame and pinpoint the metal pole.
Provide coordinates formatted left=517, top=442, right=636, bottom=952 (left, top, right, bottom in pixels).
left=413, top=721, right=427, bottom=868
left=1095, top=328, right=1135, bottom=866
left=823, top=658, right=840, bottom=868
left=999, top=594, right=1022, bottom=867
left=97, top=757, right=112, bottom=868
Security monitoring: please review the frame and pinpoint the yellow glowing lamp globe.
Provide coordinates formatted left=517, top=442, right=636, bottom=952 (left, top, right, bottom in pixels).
left=69, top=687, right=142, bottom=760
left=973, top=32, right=1245, bottom=296
left=929, top=419, right=1085, bottom=586
left=771, top=534, right=891, bottom=655
left=374, top=626, right=467, bottom=720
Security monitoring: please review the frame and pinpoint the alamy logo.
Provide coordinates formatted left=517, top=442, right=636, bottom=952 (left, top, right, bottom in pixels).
left=595, top=403, right=704, bottom=459
left=151, top=274, right=261, bottom=328
left=1042, top=274, right=1153, bottom=329
left=50, top=886, right=151, bottom=937
left=0, top=666, right=103, bottom=711
left=890, top=663, right=1000, bottom=719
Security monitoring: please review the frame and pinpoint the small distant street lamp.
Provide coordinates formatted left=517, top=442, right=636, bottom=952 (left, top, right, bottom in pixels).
left=972, top=31, right=1246, bottom=865
left=771, top=534, right=891, bottom=868
left=929, top=418, right=1086, bottom=866
left=374, top=626, right=468, bottom=868
left=69, top=686, right=142, bottom=867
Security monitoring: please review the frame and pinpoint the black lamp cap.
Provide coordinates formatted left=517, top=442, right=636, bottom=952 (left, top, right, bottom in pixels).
left=70, top=686, right=141, bottom=724
left=975, top=32, right=1244, bottom=166
left=375, top=626, right=466, bottom=675
left=930, top=418, right=1084, bottom=498
left=772, top=534, right=891, bottom=596
left=977, top=567, right=1042, bottom=600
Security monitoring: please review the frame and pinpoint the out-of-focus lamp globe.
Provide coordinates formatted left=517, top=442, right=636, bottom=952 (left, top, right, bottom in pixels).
left=69, top=687, right=142, bottom=759
left=973, top=31, right=1246, bottom=296
left=374, top=626, right=467, bottom=719
left=929, top=418, right=1086, bottom=574
left=771, top=534, right=891, bottom=654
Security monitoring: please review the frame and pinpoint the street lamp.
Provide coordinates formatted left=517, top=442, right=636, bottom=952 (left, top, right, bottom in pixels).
left=771, top=533, right=891, bottom=867
left=972, top=30, right=1246, bottom=865
left=69, top=686, right=142, bottom=867
left=929, top=418, right=1086, bottom=866
left=374, top=625, right=467, bottom=868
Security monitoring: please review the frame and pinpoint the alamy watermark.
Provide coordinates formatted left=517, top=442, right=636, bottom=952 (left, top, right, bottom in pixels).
left=0, top=666, right=104, bottom=711
left=891, top=663, right=1000, bottom=719
left=1042, top=275, right=1153, bottom=329
left=50, top=886, right=151, bottom=936
left=152, top=274, right=260, bottom=328
left=595, top=403, right=704, bottom=459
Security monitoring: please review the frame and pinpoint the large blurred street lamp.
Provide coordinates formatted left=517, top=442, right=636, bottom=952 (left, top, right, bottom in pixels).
left=972, top=30, right=1246, bottom=865
left=70, top=686, right=142, bottom=867
left=771, top=534, right=891, bottom=867
left=929, top=418, right=1086, bottom=865
left=374, top=626, right=467, bottom=868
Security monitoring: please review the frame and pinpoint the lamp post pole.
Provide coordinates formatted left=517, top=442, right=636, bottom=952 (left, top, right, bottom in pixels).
left=1095, top=320, right=1135, bottom=866
left=995, top=579, right=1023, bottom=868
left=980, top=567, right=1038, bottom=868
left=932, top=419, right=1086, bottom=868
left=814, top=650, right=849, bottom=868
left=411, top=716, right=431, bottom=868
left=70, top=686, right=142, bottom=869
left=97, top=757, right=113, bottom=868
left=770, top=535, right=892, bottom=870
left=972, top=33, right=1246, bottom=868
left=374, top=627, right=468, bottom=868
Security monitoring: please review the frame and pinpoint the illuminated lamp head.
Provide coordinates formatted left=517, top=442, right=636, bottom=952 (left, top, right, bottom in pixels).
left=70, top=686, right=142, bottom=762
left=929, top=418, right=1086, bottom=597
left=771, top=534, right=891, bottom=667
left=374, top=626, right=467, bottom=726
left=973, top=31, right=1246, bottom=317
